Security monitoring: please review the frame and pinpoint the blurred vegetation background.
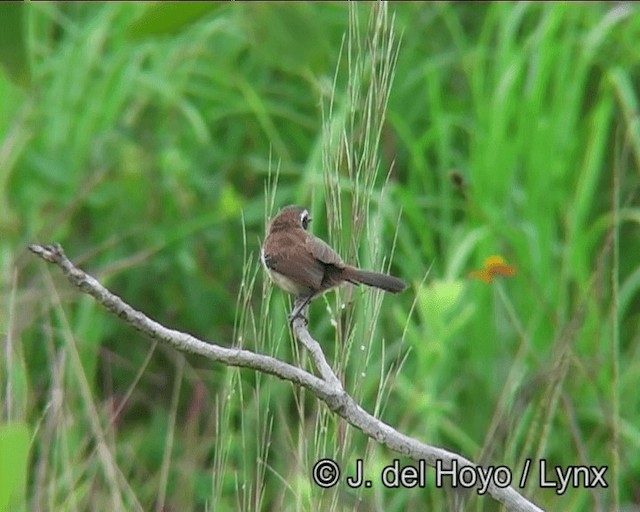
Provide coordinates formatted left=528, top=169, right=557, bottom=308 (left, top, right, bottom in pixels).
left=2, top=3, right=640, bottom=511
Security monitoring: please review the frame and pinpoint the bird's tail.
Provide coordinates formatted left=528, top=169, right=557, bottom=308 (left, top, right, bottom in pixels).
left=349, top=268, right=407, bottom=293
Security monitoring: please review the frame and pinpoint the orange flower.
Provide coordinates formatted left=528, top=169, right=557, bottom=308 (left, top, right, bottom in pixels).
left=468, top=255, right=516, bottom=284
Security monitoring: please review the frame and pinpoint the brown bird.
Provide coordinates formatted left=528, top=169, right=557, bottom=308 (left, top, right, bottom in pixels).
left=261, top=205, right=406, bottom=322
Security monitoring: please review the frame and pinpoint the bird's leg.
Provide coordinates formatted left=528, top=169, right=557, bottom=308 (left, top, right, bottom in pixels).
left=289, top=294, right=312, bottom=325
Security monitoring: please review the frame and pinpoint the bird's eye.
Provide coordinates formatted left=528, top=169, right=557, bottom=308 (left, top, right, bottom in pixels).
left=300, top=210, right=311, bottom=229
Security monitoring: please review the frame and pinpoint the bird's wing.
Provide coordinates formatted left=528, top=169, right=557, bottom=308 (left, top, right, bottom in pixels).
left=263, top=233, right=325, bottom=291
left=305, top=235, right=345, bottom=268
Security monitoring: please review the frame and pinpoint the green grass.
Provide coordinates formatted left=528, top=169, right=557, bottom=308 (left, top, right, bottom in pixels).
left=2, top=3, right=640, bottom=511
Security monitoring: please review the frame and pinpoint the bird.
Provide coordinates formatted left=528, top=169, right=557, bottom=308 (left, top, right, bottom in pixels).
left=261, top=205, right=406, bottom=322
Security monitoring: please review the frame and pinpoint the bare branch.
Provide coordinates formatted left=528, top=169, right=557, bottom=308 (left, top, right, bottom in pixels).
left=291, top=299, right=342, bottom=388
left=28, top=244, right=332, bottom=396
left=29, top=243, right=544, bottom=512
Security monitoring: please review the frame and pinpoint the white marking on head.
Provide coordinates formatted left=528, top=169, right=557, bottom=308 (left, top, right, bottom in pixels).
left=300, top=209, right=311, bottom=230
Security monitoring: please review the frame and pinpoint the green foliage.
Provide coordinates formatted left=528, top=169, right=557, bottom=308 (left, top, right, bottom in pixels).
left=0, top=3, right=31, bottom=88
left=0, top=423, right=30, bottom=511
left=2, top=3, right=639, bottom=511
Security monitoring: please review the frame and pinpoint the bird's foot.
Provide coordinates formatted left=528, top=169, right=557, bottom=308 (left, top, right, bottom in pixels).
left=288, top=310, right=308, bottom=326
left=289, top=296, right=312, bottom=326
